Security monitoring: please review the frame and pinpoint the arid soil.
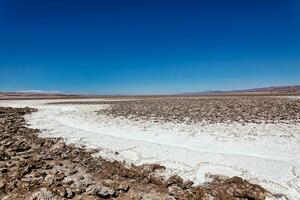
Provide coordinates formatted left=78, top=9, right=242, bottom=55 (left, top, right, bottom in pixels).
left=0, top=107, right=271, bottom=200
left=95, top=97, right=300, bottom=124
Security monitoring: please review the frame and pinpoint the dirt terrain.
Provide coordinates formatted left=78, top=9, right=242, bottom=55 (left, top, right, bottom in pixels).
left=0, top=107, right=273, bottom=200
left=58, top=96, right=300, bottom=124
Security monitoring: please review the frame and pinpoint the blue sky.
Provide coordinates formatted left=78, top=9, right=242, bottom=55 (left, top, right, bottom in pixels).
left=0, top=0, right=299, bottom=94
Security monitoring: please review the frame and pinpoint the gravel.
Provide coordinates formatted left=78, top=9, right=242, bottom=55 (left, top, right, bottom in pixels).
left=95, top=97, right=300, bottom=124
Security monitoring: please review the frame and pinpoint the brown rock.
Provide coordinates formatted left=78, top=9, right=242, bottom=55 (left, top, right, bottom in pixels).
left=55, top=172, right=65, bottom=181
left=86, top=183, right=116, bottom=198
left=149, top=175, right=165, bottom=187
left=0, top=179, right=5, bottom=190
left=29, top=188, right=56, bottom=200
left=167, top=175, right=184, bottom=187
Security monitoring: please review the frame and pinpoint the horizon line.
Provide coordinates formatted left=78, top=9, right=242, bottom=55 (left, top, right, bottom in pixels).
left=1, top=84, right=300, bottom=96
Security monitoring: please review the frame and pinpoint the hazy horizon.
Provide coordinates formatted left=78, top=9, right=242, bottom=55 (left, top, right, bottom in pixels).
left=0, top=84, right=299, bottom=96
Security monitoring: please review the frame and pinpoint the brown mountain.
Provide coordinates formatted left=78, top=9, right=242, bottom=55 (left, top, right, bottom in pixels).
left=181, top=85, right=300, bottom=95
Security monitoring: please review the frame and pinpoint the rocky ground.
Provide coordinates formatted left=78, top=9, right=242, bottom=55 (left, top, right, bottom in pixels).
left=94, top=97, right=300, bottom=124
left=0, top=107, right=272, bottom=200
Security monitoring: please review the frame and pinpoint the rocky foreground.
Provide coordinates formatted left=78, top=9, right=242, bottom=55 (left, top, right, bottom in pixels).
left=0, top=107, right=272, bottom=200
left=96, top=97, right=300, bottom=124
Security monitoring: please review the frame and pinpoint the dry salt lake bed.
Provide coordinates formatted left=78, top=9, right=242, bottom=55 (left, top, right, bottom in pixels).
left=1, top=96, right=300, bottom=199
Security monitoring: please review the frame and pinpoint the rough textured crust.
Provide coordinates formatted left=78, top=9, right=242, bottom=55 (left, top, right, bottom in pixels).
left=96, top=97, right=300, bottom=124
left=0, top=107, right=270, bottom=200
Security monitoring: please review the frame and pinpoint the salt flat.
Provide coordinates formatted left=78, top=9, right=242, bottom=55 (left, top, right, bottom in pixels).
left=1, top=98, right=300, bottom=199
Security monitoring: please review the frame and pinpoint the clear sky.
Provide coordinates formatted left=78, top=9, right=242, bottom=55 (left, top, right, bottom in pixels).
left=0, top=0, right=299, bottom=94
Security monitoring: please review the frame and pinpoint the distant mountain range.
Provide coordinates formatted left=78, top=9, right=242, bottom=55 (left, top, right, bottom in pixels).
left=181, top=85, right=300, bottom=95
left=1, top=85, right=300, bottom=99
left=0, top=91, right=79, bottom=100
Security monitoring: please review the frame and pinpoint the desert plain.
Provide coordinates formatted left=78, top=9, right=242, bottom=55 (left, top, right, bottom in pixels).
left=0, top=95, right=300, bottom=199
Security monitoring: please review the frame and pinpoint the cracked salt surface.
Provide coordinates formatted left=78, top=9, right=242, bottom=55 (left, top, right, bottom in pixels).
left=1, top=98, right=300, bottom=199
